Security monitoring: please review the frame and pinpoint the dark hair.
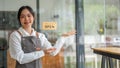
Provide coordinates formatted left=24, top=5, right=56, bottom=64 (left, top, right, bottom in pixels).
left=17, top=6, right=35, bottom=26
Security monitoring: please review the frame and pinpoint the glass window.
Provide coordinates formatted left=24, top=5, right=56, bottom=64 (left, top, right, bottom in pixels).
left=84, top=0, right=120, bottom=68
left=84, top=0, right=105, bottom=68
left=105, top=0, right=120, bottom=42
left=40, top=0, right=76, bottom=68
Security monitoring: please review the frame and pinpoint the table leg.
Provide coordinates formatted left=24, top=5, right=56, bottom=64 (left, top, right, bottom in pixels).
left=101, top=56, right=105, bottom=68
left=101, top=56, right=114, bottom=68
left=108, top=58, right=114, bottom=68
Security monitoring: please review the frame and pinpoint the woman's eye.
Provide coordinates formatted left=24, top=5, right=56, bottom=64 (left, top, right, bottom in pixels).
left=28, top=14, right=32, bottom=17
left=20, top=14, right=32, bottom=18
left=20, top=15, right=25, bottom=18
left=28, top=15, right=31, bottom=17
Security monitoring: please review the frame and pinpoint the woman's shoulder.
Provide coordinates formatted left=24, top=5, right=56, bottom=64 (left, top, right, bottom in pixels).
left=9, top=30, right=21, bottom=38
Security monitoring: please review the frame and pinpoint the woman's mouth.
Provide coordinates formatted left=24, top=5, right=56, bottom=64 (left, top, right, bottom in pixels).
left=24, top=22, right=30, bottom=25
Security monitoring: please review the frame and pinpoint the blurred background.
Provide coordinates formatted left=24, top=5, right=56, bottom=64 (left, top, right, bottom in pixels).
left=0, top=0, right=120, bottom=68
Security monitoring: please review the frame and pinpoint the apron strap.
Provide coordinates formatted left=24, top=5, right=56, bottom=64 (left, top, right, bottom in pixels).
left=36, top=32, right=39, bottom=38
left=17, top=30, right=23, bottom=37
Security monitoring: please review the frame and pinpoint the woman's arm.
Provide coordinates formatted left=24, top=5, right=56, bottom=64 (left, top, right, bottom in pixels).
left=40, top=30, right=76, bottom=56
left=9, top=31, right=45, bottom=64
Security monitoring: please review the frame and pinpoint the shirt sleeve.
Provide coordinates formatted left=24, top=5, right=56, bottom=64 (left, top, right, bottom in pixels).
left=51, top=37, right=66, bottom=56
left=9, top=31, right=45, bottom=64
left=40, top=33, right=66, bottom=56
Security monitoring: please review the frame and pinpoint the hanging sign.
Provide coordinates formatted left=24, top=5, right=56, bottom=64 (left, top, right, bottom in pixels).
left=42, top=22, right=57, bottom=30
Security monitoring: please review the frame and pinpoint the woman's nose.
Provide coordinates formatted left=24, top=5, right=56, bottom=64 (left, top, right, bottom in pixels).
left=25, top=16, right=29, bottom=21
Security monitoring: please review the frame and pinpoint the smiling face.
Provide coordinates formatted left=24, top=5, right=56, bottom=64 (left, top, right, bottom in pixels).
left=20, top=8, right=34, bottom=28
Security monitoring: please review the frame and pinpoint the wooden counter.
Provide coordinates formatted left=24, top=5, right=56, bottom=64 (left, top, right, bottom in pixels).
left=7, top=50, right=16, bottom=68
left=42, top=50, right=64, bottom=68
left=7, top=50, right=64, bottom=68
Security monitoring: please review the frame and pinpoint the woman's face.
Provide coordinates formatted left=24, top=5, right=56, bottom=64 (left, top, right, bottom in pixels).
left=20, top=8, right=34, bottom=28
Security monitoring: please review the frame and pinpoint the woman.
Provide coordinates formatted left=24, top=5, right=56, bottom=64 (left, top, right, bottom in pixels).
left=9, top=5, right=75, bottom=68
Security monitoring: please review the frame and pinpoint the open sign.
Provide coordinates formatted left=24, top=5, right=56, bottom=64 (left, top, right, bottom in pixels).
left=42, top=22, right=57, bottom=30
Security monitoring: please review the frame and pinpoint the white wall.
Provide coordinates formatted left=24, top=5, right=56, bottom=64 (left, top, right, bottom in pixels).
left=0, top=0, right=36, bottom=11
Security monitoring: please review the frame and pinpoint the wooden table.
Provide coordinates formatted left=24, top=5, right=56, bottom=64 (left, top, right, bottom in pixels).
left=92, top=46, right=120, bottom=68
left=92, top=47, right=120, bottom=59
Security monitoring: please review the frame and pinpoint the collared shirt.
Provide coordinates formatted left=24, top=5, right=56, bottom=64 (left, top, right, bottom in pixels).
left=9, top=27, right=66, bottom=64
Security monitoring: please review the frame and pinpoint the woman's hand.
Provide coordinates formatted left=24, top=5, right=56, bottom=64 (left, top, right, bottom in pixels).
left=44, top=48, right=56, bottom=54
left=36, top=47, right=41, bottom=51
left=61, top=30, right=76, bottom=37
